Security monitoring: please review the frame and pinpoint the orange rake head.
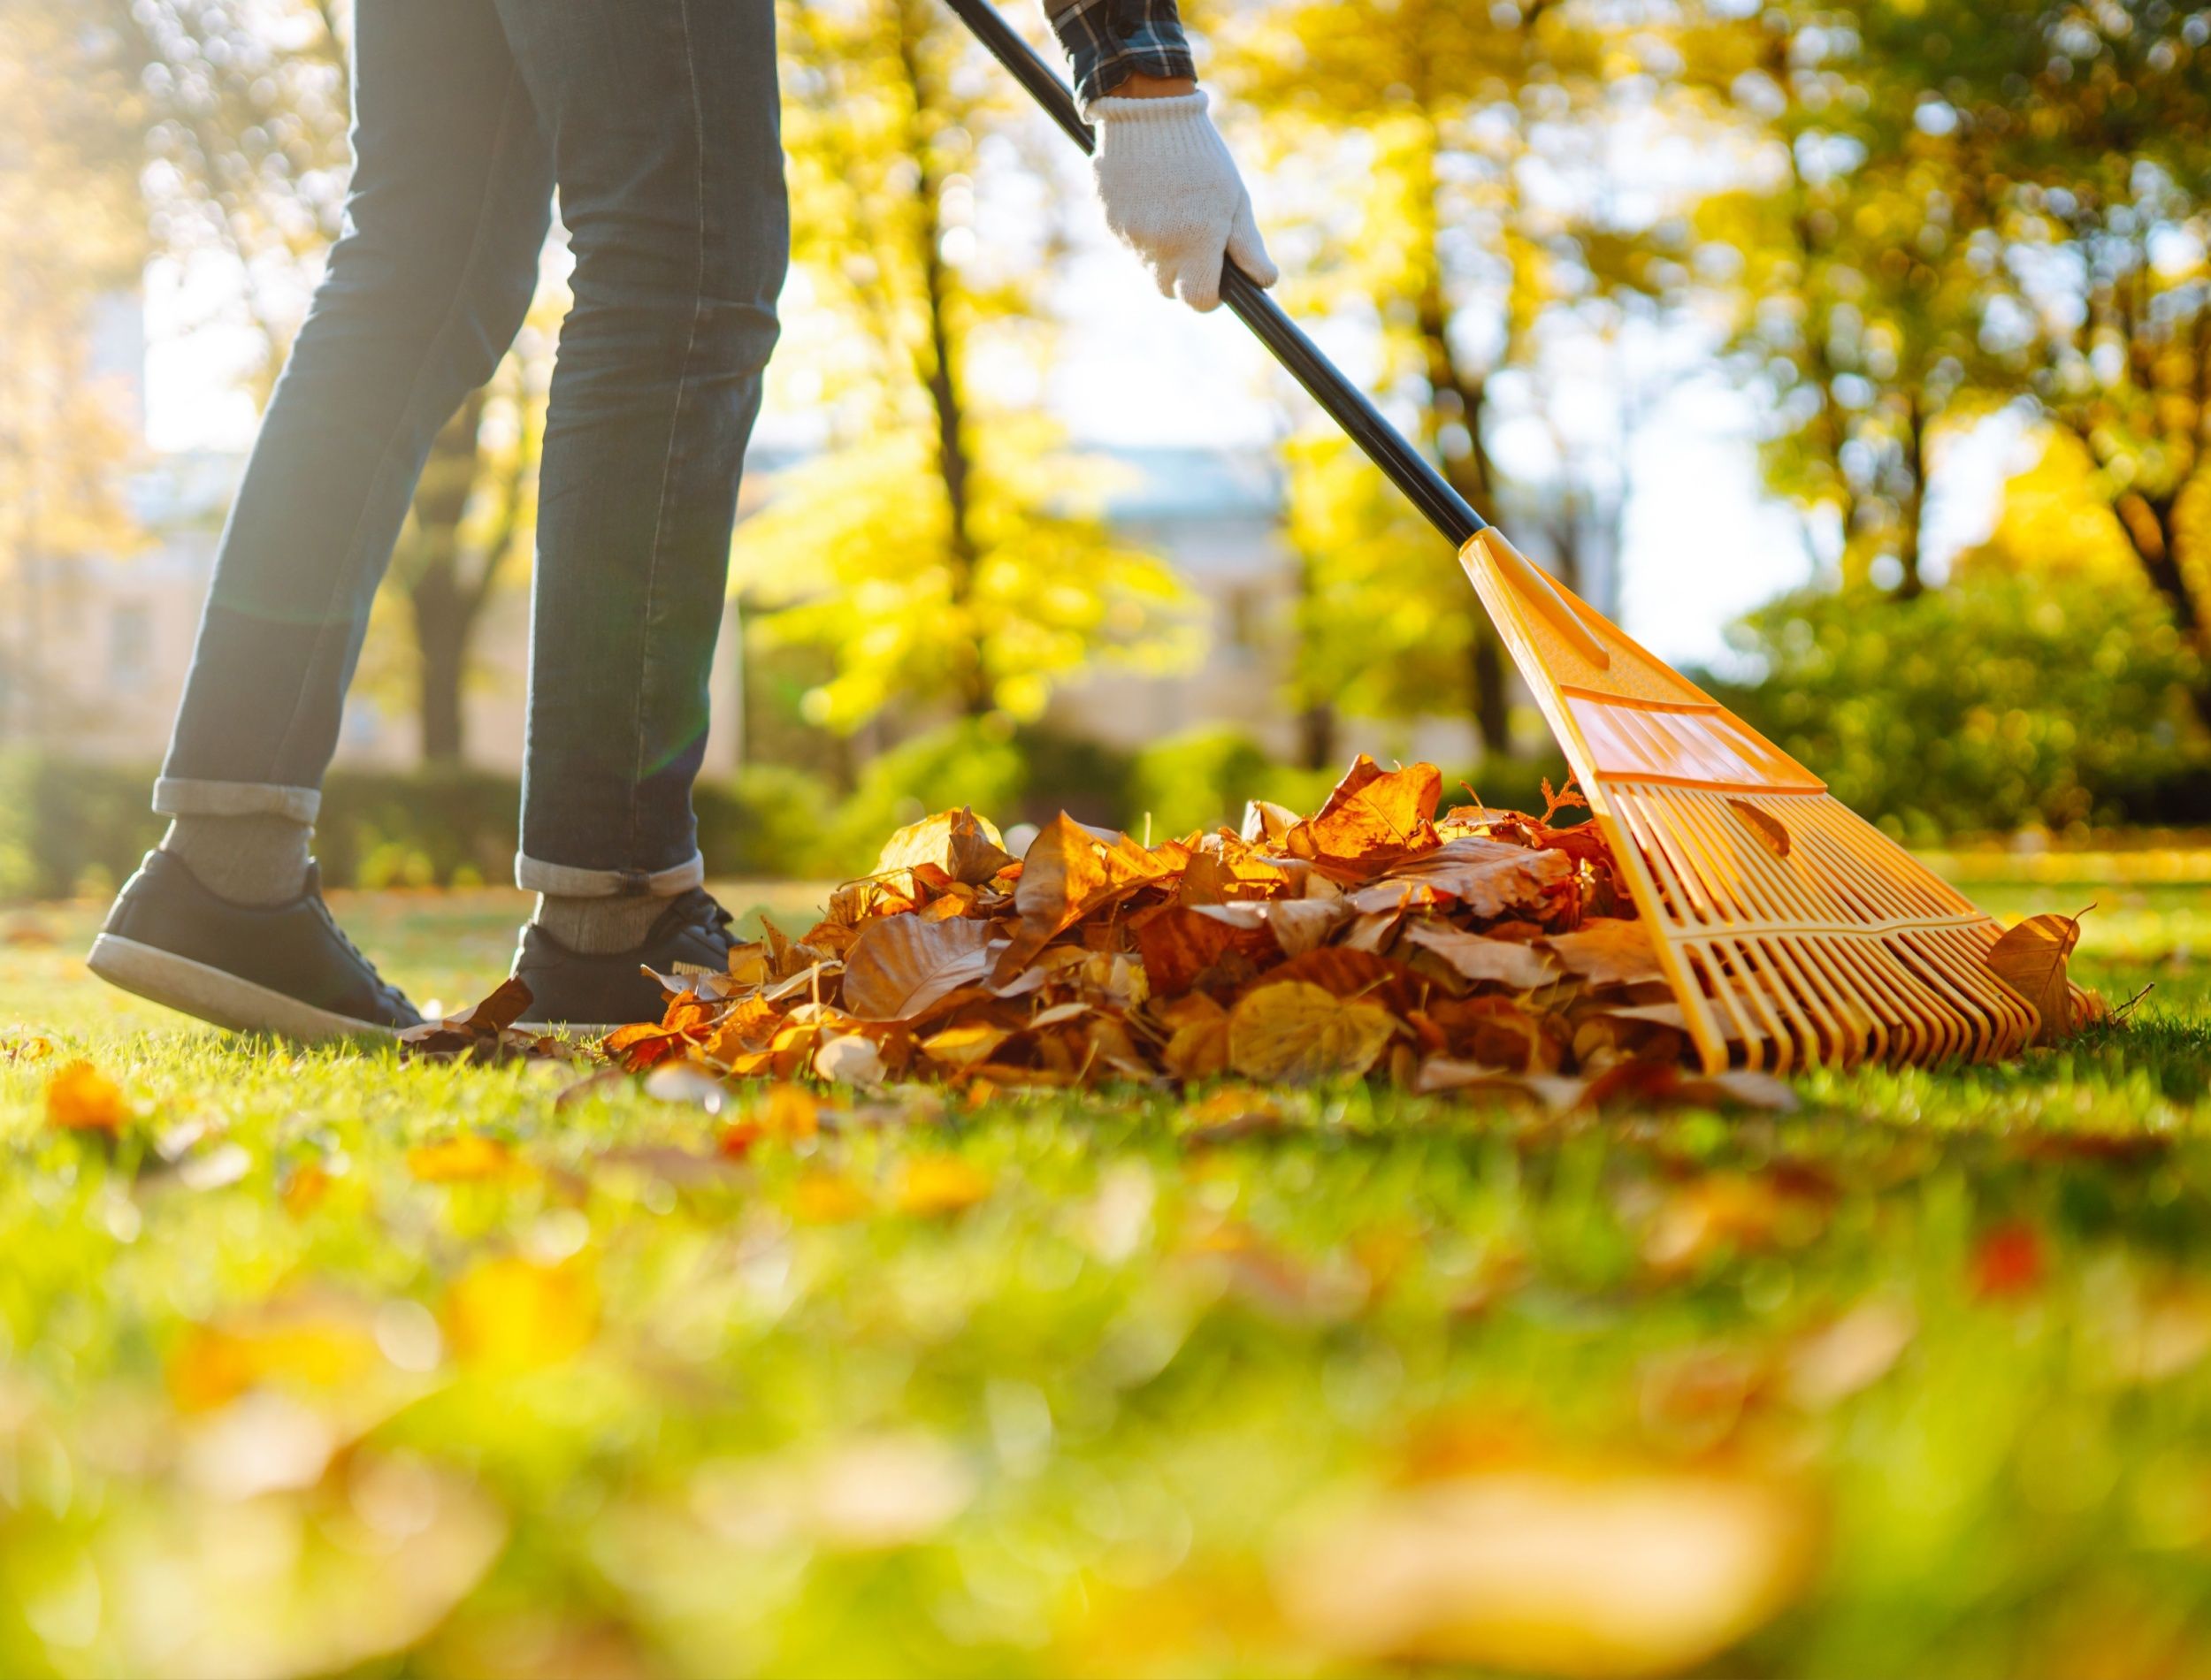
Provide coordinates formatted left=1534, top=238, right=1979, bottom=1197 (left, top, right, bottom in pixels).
left=1460, top=529, right=2038, bottom=1074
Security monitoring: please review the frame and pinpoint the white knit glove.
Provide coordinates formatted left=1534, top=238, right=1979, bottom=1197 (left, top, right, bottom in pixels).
left=1089, top=90, right=1278, bottom=313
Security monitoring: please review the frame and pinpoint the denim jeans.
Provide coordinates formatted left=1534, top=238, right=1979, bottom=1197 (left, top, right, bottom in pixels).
left=157, top=0, right=788, bottom=896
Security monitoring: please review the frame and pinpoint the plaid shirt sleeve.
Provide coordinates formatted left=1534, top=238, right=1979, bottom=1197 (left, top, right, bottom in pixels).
left=1043, top=0, right=1197, bottom=107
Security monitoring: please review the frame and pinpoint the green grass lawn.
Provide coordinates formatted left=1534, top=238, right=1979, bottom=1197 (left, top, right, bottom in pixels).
left=1, top=864, right=2207, bottom=1679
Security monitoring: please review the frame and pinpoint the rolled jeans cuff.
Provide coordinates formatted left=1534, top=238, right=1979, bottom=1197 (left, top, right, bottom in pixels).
left=515, top=849, right=706, bottom=897
left=153, top=777, right=321, bottom=825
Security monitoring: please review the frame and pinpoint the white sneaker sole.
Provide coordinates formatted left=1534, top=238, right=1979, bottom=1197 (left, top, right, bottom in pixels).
left=87, top=933, right=401, bottom=1042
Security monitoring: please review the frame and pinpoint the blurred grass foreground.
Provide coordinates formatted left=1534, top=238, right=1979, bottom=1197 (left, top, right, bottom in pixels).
left=1, top=861, right=2208, bottom=1676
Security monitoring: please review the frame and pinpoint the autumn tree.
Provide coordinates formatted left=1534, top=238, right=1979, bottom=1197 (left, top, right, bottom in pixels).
left=1938, top=0, right=2211, bottom=726
left=734, top=0, right=1194, bottom=741
left=110, top=0, right=555, bottom=761
left=1699, top=0, right=2211, bottom=725
left=0, top=0, right=146, bottom=742
left=1685, top=4, right=2001, bottom=597
left=1213, top=0, right=1646, bottom=761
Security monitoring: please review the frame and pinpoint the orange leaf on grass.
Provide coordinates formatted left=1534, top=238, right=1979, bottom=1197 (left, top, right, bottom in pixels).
left=1985, top=909, right=2089, bottom=1044
left=842, top=914, right=998, bottom=1021
left=407, top=1133, right=525, bottom=1183
left=46, top=1061, right=126, bottom=1133
left=1974, top=1222, right=2046, bottom=1299
left=897, top=1155, right=993, bottom=1215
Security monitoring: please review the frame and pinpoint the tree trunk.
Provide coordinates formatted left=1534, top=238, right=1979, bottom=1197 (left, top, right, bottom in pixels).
left=1894, top=392, right=1927, bottom=600
left=399, top=401, right=486, bottom=763
left=896, top=1, right=990, bottom=720
left=1296, top=702, right=1337, bottom=772
left=2114, top=489, right=2211, bottom=730
left=1412, top=277, right=1516, bottom=755
left=415, top=603, right=469, bottom=763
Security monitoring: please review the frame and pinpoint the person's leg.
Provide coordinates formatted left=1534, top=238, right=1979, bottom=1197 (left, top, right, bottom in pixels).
left=156, top=0, right=555, bottom=899
left=93, top=0, right=555, bottom=1038
left=491, top=0, right=787, bottom=964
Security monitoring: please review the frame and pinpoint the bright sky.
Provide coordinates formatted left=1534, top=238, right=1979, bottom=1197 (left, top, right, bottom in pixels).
left=140, top=146, right=2016, bottom=674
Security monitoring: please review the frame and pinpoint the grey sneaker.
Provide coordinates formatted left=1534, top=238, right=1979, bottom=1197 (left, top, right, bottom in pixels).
left=509, top=889, right=738, bottom=1032
left=88, top=850, right=423, bottom=1039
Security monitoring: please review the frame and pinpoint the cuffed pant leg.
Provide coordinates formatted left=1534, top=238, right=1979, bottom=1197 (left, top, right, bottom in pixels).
left=493, top=0, right=788, bottom=881
left=513, top=849, right=706, bottom=897
left=151, top=778, right=324, bottom=825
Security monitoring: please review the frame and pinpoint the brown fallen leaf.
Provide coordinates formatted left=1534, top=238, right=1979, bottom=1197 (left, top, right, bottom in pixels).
left=1404, top=923, right=1561, bottom=989
left=841, top=914, right=998, bottom=1021
left=1725, top=798, right=1792, bottom=859
left=400, top=978, right=575, bottom=1065
left=991, top=813, right=1167, bottom=984
left=1544, top=919, right=1665, bottom=989
left=1228, top=981, right=1398, bottom=1084
left=1985, top=907, right=2090, bottom=1044
left=1374, top=836, right=1572, bottom=918
left=1133, top=903, right=1272, bottom=997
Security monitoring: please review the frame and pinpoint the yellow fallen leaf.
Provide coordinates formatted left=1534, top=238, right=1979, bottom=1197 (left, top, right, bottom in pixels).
left=407, top=1133, right=524, bottom=1182
left=792, top=1171, right=873, bottom=1222
left=46, top=1062, right=126, bottom=1134
left=443, top=1256, right=599, bottom=1372
left=1227, top=981, right=1397, bottom=1085
left=920, top=1019, right=1012, bottom=1068
left=754, top=1081, right=821, bottom=1140
left=1985, top=907, right=2089, bottom=1044
left=1275, top=1467, right=1818, bottom=1676
left=168, top=1303, right=386, bottom=1413
left=873, top=806, right=1014, bottom=886
left=897, top=1155, right=992, bottom=1215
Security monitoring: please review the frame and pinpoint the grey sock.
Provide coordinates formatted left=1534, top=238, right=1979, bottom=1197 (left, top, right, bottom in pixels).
left=159, top=814, right=313, bottom=907
left=532, top=893, right=670, bottom=956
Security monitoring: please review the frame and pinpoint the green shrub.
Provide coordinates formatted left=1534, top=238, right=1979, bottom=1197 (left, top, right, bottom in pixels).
left=1013, top=724, right=1133, bottom=830
left=1714, top=572, right=2210, bottom=841
left=696, top=765, right=839, bottom=879
left=1129, top=729, right=1297, bottom=837
left=0, top=757, right=846, bottom=900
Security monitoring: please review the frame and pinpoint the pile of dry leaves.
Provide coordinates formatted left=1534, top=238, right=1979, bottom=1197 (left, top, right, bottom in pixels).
left=591, top=756, right=1791, bottom=1108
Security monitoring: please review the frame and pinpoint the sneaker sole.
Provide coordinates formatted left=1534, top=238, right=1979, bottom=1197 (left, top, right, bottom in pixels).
left=87, top=934, right=402, bottom=1042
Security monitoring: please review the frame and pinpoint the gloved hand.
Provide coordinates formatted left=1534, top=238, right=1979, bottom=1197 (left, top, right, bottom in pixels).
left=1089, top=89, right=1278, bottom=312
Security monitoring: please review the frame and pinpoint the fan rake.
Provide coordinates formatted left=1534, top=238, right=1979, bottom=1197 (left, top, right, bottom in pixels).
left=948, top=0, right=2044, bottom=1073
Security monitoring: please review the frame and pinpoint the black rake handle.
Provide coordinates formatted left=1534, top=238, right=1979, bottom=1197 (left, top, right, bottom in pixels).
left=942, top=0, right=1488, bottom=548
